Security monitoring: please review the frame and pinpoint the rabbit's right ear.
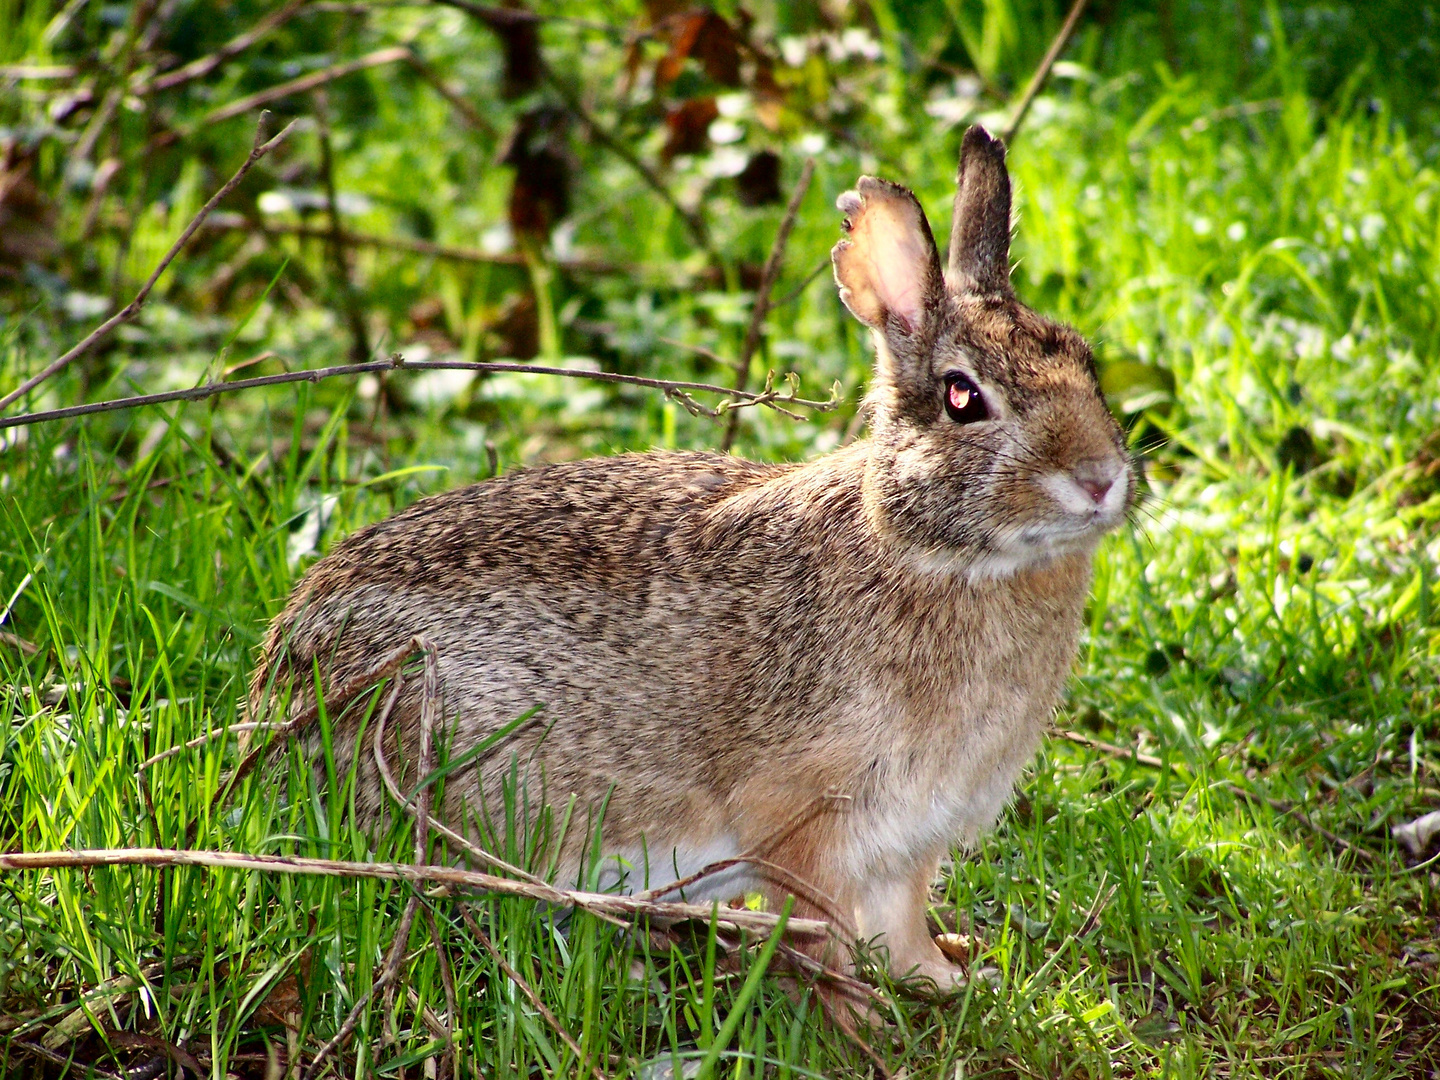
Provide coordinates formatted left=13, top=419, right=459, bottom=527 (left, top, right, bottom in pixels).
left=832, top=178, right=943, bottom=338
left=947, top=125, right=1013, bottom=296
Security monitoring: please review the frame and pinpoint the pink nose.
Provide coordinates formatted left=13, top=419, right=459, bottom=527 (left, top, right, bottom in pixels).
left=1077, top=477, right=1113, bottom=504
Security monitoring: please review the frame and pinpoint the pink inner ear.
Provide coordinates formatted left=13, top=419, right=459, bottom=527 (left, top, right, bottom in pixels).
left=855, top=197, right=932, bottom=331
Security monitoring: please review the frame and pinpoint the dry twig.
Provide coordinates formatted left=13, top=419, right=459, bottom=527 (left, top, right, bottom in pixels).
left=460, top=905, right=610, bottom=1080
left=0, top=356, right=838, bottom=431
left=303, top=638, right=441, bottom=1080
left=0, top=630, right=40, bottom=656
left=191, top=46, right=411, bottom=131
left=369, top=672, right=555, bottom=893
left=541, top=64, right=714, bottom=258
left=722, top=157, right=815, bottom=450
left=137, top=0, right=310, bottom=94
left=1003, top=0, right=1089, bottom=144
left=1052, top=727, right=1163, bottom=769
left=0, top=848, right=832, bottom=936
left=0, top=114, right=297, bottom=411
left=1054, top=727, right=1378, bottom=863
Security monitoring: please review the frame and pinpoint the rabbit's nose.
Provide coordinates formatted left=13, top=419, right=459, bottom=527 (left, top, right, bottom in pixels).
left=1076, top=476, right=1113, bottom=504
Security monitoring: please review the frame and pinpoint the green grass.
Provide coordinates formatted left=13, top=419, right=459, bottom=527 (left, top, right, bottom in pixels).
left=3, top=1, right=1440, bottom=1076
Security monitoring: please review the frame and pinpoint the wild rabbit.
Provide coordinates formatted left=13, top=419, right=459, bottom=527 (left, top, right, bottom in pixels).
left=250, top=125, right=1135, bottom=991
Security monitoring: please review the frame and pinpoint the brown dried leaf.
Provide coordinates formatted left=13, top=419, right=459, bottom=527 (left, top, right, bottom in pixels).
left=656, top=10, right=743, bottom=89
left=734, top=149, right=781, bottom=206
left=663, top=96, right=719, bottom=161
left=474, top=1, right=541, bottom=99
left=934, top=932, right=974, bottom=964
left=0, top=142, right=58, bottom=277
left=500, top=107, right=572, bottom=239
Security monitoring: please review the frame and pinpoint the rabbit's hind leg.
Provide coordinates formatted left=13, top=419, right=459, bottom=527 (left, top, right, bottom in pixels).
left=855, top=855, right=965, bottom=995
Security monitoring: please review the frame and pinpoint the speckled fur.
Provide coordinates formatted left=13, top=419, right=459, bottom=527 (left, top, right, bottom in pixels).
left=249, top=126, right=1135, bottom=989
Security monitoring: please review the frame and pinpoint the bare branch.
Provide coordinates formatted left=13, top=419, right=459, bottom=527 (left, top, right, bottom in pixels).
left=370, top=662, right=555, bottom=892
left=460, top=906, right=610, bottom=1080
left=303, top=638, right=440, bottom=1080
left=541, top=65, right=715, bottom=259
left=137, top=0, right=310, bottom=94
left=404, top=51, right=498, bottom=138
left=1051, top=727, right=1163, bottom=769
left=312, top=87, right=371, bottom=362
left=722, top=157, right=815, bottom=450
left=0, top=631, right=40, bottom=656
left=1053, top=727, right=1378, bottom=862
left=773, top=256, right=831, bottom=309
left=0, top=848, right=833, bottom=937
left=0, top=115, right=298, bottom=412
left=0, top=356, right=839, bottom=431
left=0, top=64, right=78, bottom=79
left=1003, top=0, right=1089, bottom=144
left=195, top=46, right=411, bottom=129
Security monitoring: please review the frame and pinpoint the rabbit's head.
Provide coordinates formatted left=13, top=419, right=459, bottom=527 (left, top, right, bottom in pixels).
left=833, top=125, right=1135, bottom=579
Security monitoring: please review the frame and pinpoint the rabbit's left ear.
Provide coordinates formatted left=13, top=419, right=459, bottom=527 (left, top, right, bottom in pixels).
left=832, top=178, right=943, bottom=337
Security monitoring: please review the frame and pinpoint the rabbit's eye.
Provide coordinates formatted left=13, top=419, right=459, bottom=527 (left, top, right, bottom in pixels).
left=943, top=374, right=989, bottom=424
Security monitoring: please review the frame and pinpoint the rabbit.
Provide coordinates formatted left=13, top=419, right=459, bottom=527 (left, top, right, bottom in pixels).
left=248, top=125, right=1136, bottom=993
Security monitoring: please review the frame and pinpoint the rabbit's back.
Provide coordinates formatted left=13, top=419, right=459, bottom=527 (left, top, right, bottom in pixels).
left=256, top=450, right=868, bottom=847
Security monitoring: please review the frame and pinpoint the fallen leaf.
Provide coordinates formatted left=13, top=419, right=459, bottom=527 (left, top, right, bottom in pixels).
left=1394, top=809, right=1440, bottom=856
left=663, top=97, right=719, bottom=161
left=934, top=932, right=973, bottom=963
left=656, top=10, right=743, bottom=88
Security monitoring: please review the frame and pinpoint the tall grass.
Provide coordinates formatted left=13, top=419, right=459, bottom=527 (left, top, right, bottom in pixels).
left=2, top=0, right=1439, bottom=1076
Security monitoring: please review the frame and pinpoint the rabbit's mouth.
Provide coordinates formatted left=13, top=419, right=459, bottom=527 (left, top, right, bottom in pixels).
left=1038, top=463, right=1131, bottom=519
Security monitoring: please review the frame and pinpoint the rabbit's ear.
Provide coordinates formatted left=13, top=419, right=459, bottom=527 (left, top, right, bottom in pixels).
left=947, top=125, right=1013, bottom=296
left=832, top=178, right=943, bottom=337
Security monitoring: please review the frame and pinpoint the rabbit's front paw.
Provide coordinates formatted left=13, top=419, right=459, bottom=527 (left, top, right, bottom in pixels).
left=898, top=956, right=970, bottom=998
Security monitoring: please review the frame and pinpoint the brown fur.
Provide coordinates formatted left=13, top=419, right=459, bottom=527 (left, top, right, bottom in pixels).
left=249, top=126, right=1135, bottom=990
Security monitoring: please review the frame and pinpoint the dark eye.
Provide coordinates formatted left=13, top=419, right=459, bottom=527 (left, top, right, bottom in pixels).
left=943, top=374, right=989, bottom=424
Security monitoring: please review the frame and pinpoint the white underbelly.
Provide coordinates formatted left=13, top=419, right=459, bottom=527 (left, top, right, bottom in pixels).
left=574, top=835, right=758, bottom=903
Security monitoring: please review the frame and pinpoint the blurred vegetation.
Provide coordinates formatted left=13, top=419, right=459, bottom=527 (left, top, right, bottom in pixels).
left=2, top=0, right=1439, bottom=1077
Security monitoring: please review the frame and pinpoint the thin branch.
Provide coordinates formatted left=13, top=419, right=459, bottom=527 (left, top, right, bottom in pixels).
left=631, top=787, right=857, bottom=938
left=195, top=46, right=412, bottom=129
left=11, top=956, right=199, bottom=1042
left=224, top=639, right=423, bottom=816
left=370, top=665, right=554, bottom=892
left=138, top=722, right=269, bottom=771
left=0, top=115, right=297, bottom=412
left=303, top=638, right=440, bottom=1080
left=722, top=157, right=815, bottom=450
left=1052, top=728, right=1163, bottom=769
left=1053, top=727, right=1378, bottom=863
left=137, top=0, right=310, bottom=94
left=773, top=256, right=831, bottom=310
left=0, top=64, right=78, bottom=79
left=404, top=51, right=498, bottom=138
left=0, top=848, right=832, bottom=937
left=420, top=907, right=457, bottom=1080
left=1003, top=0, right=1089, bottom=144
left=431, top=0, right=627, bottom=39
left=460, top=906, right=610, bottom=1080
left=0, top=631, right=40, bottom=656
left=12, top=1040, right=122, bottom=1080
left=541, top=64, right=714, bottom=259
left=312, top=87, right=371, bottom=363
left=0, top=356, right=839, bottom=431
left=197, top=211, right=624, bottom=271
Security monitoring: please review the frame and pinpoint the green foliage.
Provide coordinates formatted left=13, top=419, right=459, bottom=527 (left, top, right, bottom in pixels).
left=2, top=0, right=1439, bottom=1076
